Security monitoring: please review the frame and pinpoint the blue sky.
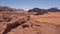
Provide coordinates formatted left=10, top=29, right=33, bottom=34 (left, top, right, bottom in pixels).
left=0, top=0, right=60, bottom=10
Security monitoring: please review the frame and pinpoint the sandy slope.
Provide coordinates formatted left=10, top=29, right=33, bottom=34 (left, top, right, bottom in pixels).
left=31, top=12, right=60, bottom=24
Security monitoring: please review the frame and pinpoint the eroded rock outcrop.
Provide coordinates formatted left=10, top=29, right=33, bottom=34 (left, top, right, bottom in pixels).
left=0, top=11, right=60, bottom=34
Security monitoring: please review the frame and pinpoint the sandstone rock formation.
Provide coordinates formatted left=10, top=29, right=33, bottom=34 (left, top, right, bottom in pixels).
left=0, top=11, right=60, bottom=34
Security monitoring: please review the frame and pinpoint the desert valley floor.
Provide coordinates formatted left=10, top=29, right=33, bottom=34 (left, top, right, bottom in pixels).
left=0, top=11, right=60, bottom=34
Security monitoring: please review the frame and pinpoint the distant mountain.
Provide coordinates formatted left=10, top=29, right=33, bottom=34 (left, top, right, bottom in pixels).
left=28, top=7, right=60, bottom=12
left=0, top=6, right=25, bottom=12
left=28, top=8, right=48, bottom=15
left=0, top=6, right=60, bottom=12
left=47, top=7, right=60, bottom=12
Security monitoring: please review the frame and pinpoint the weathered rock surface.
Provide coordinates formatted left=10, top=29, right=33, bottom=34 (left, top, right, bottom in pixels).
left=0, top=11, right=60, bottom=34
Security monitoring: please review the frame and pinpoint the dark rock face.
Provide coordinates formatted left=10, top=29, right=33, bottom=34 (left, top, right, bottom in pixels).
left=48, top=7, right=60, bottom=12
left=28, top=7, right=60, bottom=15
left=28, top=8, right=48, bottom=15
